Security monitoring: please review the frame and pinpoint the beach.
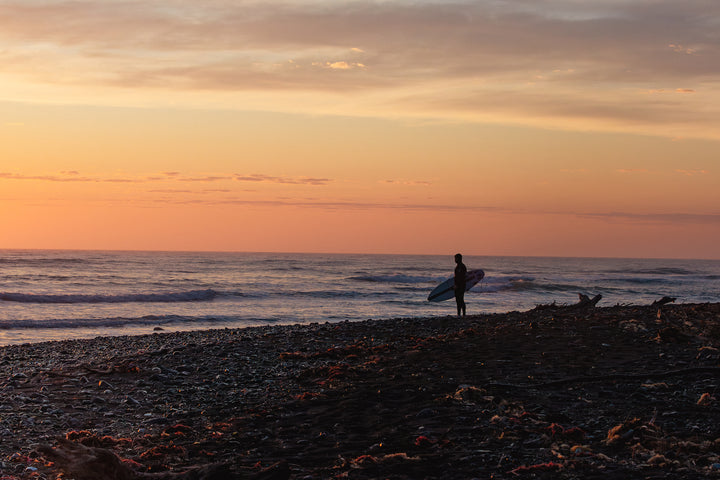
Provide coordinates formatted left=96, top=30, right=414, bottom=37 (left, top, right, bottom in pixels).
left=1, top=301, right=719, bottom=479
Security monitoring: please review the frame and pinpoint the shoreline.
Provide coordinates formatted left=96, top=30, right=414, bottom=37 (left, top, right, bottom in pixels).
left=2, top=302, right=720, bottom=479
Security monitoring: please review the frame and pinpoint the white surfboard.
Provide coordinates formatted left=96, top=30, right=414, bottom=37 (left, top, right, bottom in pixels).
left=427, top=269, right=484, bottom=302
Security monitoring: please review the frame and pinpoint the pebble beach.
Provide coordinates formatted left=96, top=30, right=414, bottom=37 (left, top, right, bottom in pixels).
left=2, top=302, right=720, bottom=479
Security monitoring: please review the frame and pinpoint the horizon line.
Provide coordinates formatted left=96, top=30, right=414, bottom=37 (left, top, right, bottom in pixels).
left=0, top=247, right=717, bottom=262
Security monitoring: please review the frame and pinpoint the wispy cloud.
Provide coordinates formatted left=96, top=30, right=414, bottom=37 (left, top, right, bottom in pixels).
left=0, top=172, right=134, bottom=182
left=148, top=188, right=233, bottom=194
left=614, top=168, right=711, bottom=176
left=381, top=179, right=432, bottom=186
left=143, top=195, right=720, bottom=225
left=150, top=196, right=507, bottom=213
left=577, top=211, right=720, bottom=225
left=0, top=1, right=718, bottom=137
left=178, top=175, right=233, bottom=182
left=0, top=171, right=331, bottom=185
left=234, top=174, right=331, bottom=185
left=148, top=189, right=194, bottom=194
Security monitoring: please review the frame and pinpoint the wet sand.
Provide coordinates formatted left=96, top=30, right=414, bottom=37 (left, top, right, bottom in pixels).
left=2, top=302, right=720, bottom=479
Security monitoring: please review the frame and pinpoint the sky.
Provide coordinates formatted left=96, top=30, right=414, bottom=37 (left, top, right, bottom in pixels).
left=1, top=0, right=719, bottom=258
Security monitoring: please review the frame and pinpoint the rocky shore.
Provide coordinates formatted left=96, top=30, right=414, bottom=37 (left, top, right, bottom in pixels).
left=2, top=302, right=720, bottom=479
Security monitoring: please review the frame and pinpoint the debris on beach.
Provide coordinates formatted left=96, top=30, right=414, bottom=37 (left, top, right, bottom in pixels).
left=1, top=302, right=720, bottom=478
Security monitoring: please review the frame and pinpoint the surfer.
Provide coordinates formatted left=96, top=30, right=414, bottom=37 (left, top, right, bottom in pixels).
left=454, top=253, right=467, bottom=317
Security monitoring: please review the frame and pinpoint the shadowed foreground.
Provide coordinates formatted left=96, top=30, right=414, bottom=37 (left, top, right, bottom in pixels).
left=2, top=302, right=720, bottom=479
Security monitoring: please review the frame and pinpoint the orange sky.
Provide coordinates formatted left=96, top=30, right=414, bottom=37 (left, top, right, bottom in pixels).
left=1, top=1, right=719, bottom=258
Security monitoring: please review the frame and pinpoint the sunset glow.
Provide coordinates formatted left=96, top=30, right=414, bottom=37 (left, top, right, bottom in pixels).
left=1, top=0, right=719, bottom=258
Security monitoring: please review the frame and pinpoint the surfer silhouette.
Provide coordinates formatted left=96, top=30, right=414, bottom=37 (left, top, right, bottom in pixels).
left=454, top=253, right=467, bottom=316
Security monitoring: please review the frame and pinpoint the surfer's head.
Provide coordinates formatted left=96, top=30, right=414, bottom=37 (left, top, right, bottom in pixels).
left=455, top=253, right=462, bottom=263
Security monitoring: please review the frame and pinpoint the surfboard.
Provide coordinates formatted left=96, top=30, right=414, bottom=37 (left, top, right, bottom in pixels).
left=427, top=269, right=485, bottom=302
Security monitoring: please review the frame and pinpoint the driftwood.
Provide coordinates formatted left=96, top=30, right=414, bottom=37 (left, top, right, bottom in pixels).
left=39, top=438, right=293, bottom=480
left=577, top=293, right=602, bottom=308
left=39, top=438, right=239, bottom=480
left=652, top=296, right=677, bottom=306
left=532, top=294, right=602, bottom=313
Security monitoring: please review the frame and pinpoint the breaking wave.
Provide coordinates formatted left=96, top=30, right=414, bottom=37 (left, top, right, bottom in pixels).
left=0, top=289, right=219, bottom=304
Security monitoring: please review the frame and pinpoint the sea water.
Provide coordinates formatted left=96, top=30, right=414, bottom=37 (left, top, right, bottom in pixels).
left=1, top=250, right=719, bottom=346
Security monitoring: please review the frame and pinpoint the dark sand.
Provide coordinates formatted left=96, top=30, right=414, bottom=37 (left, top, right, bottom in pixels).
left=2, top=302, right=720, bottom=479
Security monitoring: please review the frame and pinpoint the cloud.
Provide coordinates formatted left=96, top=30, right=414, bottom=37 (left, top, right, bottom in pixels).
left=3, top=2, right=718, bottom=82
left=149, top=188, right=233, bottom=194
left=148, top=189, right=194, bottom=194
left=577, top=211, right=720, bottom=225
left=0, top=1, right=719, bottom=137
left=645, top=88, right=697, bottom=95
left=669, top=44, right=698, bottom=55
left=313, top=61, right=366, bottom=70
left=0, top=172, right=111, bottom=182
left=178, top=175, right=233, bottom=182
left=234, top=174, right=331, bottom=185
left=0, top=171, right=330, bottom=186
left=0, top=171, right=150, bottom=183
left=613, top=168, right=710, bottom=176
left=381, top=179, right=432, bottom=186
left=151, top=196, right=507, bottom=213
left=139, top=195, right=720, bottom=225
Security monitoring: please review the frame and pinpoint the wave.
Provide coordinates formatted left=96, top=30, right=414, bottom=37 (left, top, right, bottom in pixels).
left=0, top=315, right=182, bottom=329
left=348, top=274, right=437, bottom=284
left=478, top=277, right=609, bottom=294
left=283, top=289, right=396, bottom=299
left=0, top=257, right=89, bottom=266
left=478, top=277, right=533, bottom=293
left=605, top=277, right=674, bottom=285
left=0, top=289, right=218, bottom=304
left=603, top=267, right=697, bottom=276
left=0, top=314, right=257, bottom=330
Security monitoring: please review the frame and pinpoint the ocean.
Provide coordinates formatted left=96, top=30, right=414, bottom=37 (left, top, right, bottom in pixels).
left=1, top=250, right=719, bottom=346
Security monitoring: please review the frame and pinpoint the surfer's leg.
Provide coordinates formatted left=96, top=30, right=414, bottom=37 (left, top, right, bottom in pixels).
left=456, top=291, right=465, bottom=316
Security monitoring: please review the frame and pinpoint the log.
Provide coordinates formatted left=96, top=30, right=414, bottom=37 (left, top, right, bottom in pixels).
left=530, top=294, right=602, bottom=312
left=577, top=293, right=602, bottom=308
left=652, top=296, right=676, bottom=306
left=39, top=438, right=233, bottom=480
